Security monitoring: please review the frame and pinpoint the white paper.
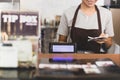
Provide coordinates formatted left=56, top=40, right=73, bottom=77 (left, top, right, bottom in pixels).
left=95, top=61, right=115, bottom=67
left=39, top=63, right=59, bottom=69
left=67, top=64, right=82, bottom=69
left=88, top=36, right=107, bottom=42
left=82, top=64, right=101, bottom=74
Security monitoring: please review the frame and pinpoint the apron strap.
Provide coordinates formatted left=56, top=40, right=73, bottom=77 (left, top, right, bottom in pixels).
left=71, top=4, right=102, bottom=33
left=95, top=5, right=102, bottom=33
left=71, top=4, right=81, bottom=28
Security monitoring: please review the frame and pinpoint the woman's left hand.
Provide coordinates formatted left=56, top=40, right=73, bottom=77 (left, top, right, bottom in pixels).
left=95, top=33, right=108, bottom=44
left=96, top=33, right=113, bottom=49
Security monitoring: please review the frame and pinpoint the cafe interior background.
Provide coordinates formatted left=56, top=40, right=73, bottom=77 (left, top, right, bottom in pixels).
left=0, top=0, right=120, bottom=68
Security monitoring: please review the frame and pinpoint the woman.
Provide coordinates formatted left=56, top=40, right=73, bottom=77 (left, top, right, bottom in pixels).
left=57, top=0, right=114, bottom=53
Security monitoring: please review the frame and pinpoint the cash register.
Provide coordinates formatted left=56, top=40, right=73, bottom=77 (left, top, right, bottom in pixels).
left=49, top=42, right=77, bottom=62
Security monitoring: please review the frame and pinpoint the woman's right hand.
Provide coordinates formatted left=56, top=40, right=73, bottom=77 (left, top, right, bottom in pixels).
left=58, top=35, right=67, bottom=42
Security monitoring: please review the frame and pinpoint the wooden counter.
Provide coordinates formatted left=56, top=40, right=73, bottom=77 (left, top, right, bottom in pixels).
left=35, top=53, right=120, bottom=80
left=38, top=53, right=120, bottom=66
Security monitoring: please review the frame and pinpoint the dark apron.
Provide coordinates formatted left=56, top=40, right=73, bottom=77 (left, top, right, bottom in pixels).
left=70, top=5, right=102, bottom=53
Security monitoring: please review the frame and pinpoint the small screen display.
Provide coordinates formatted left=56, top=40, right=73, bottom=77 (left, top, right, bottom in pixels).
left=52, top=45, right=74, bottom=52
left=49, top=43, right=76, bottom=53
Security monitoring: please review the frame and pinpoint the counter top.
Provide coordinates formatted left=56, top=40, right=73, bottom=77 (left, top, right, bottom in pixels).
left=0, top=68, right=35, bottom=80
left=35, top=58, right=120, bottom=80
left=38, top=54, right=120, bottom=66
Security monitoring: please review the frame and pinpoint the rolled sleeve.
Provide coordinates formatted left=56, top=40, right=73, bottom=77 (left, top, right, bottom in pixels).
left=57, top=13, right=69, bottom=36
left=104, top=11, right=114, bottom=37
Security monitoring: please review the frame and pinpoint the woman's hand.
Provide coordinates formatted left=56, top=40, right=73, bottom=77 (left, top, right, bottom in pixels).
left=96, top=33, right=113, bottom=49
left=58, top=35, right=67, bottom=42
left=96, top=33, right=108, bottom=44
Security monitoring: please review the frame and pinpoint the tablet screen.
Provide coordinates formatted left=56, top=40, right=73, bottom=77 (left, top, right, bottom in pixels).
left=49, top=43, right=76, bottom=53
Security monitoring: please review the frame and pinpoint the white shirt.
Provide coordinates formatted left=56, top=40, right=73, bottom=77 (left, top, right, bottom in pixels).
left=57, top=5, right=114, bottom=42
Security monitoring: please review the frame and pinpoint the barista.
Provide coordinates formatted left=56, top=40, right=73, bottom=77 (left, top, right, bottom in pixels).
left=57, top=0, right=114, bottom=53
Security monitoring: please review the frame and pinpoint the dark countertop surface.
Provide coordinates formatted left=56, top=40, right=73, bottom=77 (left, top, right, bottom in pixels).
left=1, top=58, right=120, bottom=80
left=35, top=58, right=120, bottom=80
left=0, top=67, right=35, bottom=80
